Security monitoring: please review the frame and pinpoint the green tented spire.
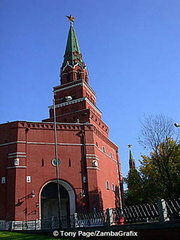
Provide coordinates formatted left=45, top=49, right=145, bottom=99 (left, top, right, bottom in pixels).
left=62, top=25, right=84, bottom=68
left=65, top=25, right=81, bottom=54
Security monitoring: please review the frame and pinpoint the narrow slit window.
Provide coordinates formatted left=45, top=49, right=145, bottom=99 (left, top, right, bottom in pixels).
left=69, top=159, right=71, bottom=167
left=42, top=158, right=44, bottom=167
left=106, top=181, right=110, bottom=190
left=112, top=183, right=115, bottom=191
left=102, top=146, right=106, bottom=153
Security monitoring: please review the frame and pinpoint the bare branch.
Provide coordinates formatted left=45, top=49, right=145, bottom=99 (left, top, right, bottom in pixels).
left=139, top=114, right=176, bottom=151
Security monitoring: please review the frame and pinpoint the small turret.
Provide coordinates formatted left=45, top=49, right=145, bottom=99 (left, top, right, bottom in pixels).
left=128, top=145, right=136, bottom=169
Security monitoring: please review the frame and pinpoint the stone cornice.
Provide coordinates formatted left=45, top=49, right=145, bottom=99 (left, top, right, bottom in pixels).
left=49, top=97, right=102, bottom=116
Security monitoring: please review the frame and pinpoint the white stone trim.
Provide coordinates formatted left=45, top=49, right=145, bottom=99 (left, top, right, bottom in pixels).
left=8, top=152, right=26, bottom=156
left=27, top=142, right=83, bottom=146
left=49, top=97, right=102, bottom=116
left=7, top=166, right=27, bottom=169
left=8, top=155, right=26, bottom=159
left=54, top=81, right=95, bottom=99
left=86, top=154, right=99, bottom=161
left=87, top=167, right=100, bottom=171
left=61, top=61, right=85, bottom=72
left=86, top=156, right=99, bottom=160
left=49, top=97, right=86, bottom=108
left=54, top=82, right=82, bottom=92
left=0, top=140, right=96, bottom=147
left=0, top=141, right=26, bottom=147
left=8, top=152, right=26, bottom=159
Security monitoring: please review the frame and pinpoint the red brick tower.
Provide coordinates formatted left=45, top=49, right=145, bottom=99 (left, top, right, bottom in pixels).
left=0, top=19, right=123, bottom=223
left=44, top=22, right=109, bottom=137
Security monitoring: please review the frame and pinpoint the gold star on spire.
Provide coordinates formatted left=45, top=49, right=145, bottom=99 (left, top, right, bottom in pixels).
left=66, top=15, right=75, bottom=25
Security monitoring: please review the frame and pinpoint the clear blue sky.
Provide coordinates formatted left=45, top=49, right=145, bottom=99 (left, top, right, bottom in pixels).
left=0, top=0, right=180, bottom=177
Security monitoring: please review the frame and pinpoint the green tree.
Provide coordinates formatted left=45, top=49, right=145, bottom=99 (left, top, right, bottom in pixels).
left=124, top=168, right=143, bottom=205
left=140, top=138, right=180, bottom=200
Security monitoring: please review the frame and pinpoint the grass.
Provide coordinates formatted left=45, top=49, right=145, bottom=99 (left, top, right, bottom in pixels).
left=0, top=231, right=60, bottom=240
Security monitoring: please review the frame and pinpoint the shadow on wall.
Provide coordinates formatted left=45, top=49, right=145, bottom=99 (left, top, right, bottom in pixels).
left=114, top=185, right=122, bottom=208
left=76, top=188, right=104, bottom=213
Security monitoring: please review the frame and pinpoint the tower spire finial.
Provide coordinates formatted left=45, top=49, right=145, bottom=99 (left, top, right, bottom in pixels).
left=66, top=14, right=75, bottom=26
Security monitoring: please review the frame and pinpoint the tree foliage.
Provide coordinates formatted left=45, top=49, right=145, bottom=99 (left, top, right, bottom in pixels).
left=124, top=168, right=143, bottom=205
left=140, top=138, right=180, bottom=200
left=125, top=114, right=180, bottom=206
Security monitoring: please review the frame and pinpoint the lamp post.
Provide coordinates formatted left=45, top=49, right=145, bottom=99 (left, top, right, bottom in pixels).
left=53, top=97, right=62, bottom=229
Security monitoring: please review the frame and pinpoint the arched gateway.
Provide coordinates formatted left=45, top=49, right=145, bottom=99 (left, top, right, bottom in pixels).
left=40, top=180, right=76, bottom=226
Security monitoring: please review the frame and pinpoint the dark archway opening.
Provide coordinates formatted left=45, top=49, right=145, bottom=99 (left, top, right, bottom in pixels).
left=41, top=182, right=70, bottom=227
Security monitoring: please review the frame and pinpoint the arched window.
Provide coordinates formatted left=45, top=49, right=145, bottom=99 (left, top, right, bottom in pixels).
left=102, top=146, right=106, bottom=153
left=77, top=71, right=81, bottom=80
left=106, top=181, right=110, bottom=190
left=112, top=183, right=115, bottom=192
